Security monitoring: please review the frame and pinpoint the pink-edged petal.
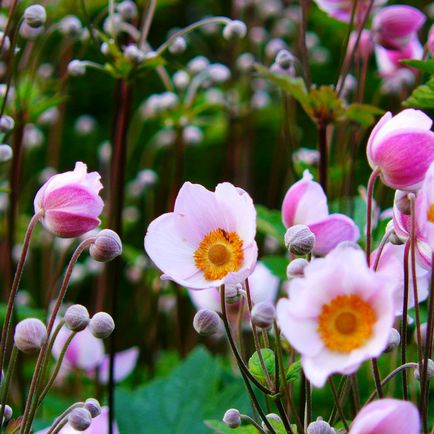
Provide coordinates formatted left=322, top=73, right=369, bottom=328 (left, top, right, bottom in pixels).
left=189, top=287, right=221, bottom=312
left=98, top=347, right=139, bottom=384
left=308, top=214, right=360, bottom=256
left=43, top=210, right=101, bottom=238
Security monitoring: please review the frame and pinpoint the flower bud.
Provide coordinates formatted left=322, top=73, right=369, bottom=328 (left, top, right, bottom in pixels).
left=193, top=309, right=220, bottom=336
left=225, top=283, right=242, bottom=304
left=251, top=301, right=275, bottom=329
left=207, top=64, right=230, bottom=83
left=286, top=258, right=308, bottom=279
left=384, top=328, right=400, bottom=353
left=23, top=5, right=47, bottom=28
left=284, top=225, right=315, bottom=256
left=169, top=36, right=187, bottom=54
left=64, top=304, right=90, bottom=332
left=275, top=49, right=295, bottom=69
left=59, top=16, right=82, bottom=37
left=262, top=414, right=282, bottom=433
left=395, top=190, right=411, bottom=215
left=68, top=407, right=92, bottom=431
left=223, top=408, right=241, bottom=428
left=187, top=56, right=209, bottom=73
left=414, top=359, right=434, bottom=381
left=117, top=0, right=138, bottom=20
left=67, top=60, right=86, bottom=76
left=84, top=398, right=101, bottom=418
left=89, top=229, right=122, bottom=262
left=182, top=125, right=203, bottom=145
left=89, top=312, right=115, bottom=339
left=0, top=144, right=12, bottom=162
left=124, top=44, right=145, bottom=63
left=223, top=20, right=247, bottom=40
left=307, top=418, right=336, bottom=434
left=0, top=405, right=12, bottom=422
left=0, top=115, right=14, bottom=132
left=14, top=318, right=47, bottom=354
left=173, top=70, right=190, bottom=89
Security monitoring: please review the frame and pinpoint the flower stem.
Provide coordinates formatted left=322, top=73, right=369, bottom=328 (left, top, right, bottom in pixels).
left=240, top=415, right=267, bottom=433
left=0, top=345, right=18, bottom=425
left=401, top=241, right=411, bottom=400
left=365, top=167, right=380, bottom=267
left=317, top=121, right=328, bottom=195
left=328, top=377, right=349, bottom=431
left=370, top=358, right=383, bottom=398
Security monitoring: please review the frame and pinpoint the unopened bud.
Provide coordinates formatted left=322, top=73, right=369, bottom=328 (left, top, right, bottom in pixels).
left=89, top=312, right=115, bottom=339
left=395, top=190, right=411, bottom=215
left=65, top=304, right=90, bottom=332
left=223, top=408, right=241, bottom=428
left=0, top=144, right=12, bottom=162
left=124, top=44, right=145, bottom=63
left=59, top=16, right=82, bottom=37
left=251, top=301, right=275, bottom=329
left=414, top=359, right=434, bottom=381
left=0, top=115, right=14, bottom=132
left=262, top=414, right=282, bottom=433
left=307, top=418, right=336, bottom=434
left=173, top=70, right=190, bottom=89
left=67, top=60, right=86, bottom=76
left=225, top=283, right=242, bottom=304
left=117, top=0, right=138, bottom=20
left=169, top=36, right=187, bottom=54
left=14, top=318, right=47, bottom=353
left=90, top=229, right=122, bottom=262
left=389, top=230, right=404, bottom=245
left=183, top=125, right=203, bottom=144
left=23, top=5, right=46, bottom=28
left=275, top=49, right=294, bottom=69
left=193, top=309, right=220, bottom=336
left=84, top=398, right=101, bottom=418
left=0, top=33, right=11, bottom=53
left=0, top=405, right=12, bottom=422
left=223, top=20, right=247, bottom=40
left=68, top=407, right=92, bottom=431
left=284, top=225, right=315, bottom=256
left=286, top=258, right=308, bottom=279
left=384, top=328, right=400, bottom=353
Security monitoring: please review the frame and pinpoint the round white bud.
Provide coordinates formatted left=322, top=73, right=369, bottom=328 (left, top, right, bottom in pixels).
left=0, top=144, right=12, bottom=162
left=384, top=328, right=400, bottom=353
left=223, top=20, right=247, bottom=40
left=169, top=36, right=187, bottom=54
left=68, top=407, right=92, bottom=431
left=14, top=318, right=47, bottom=354
left=173, top=70, right=190, bottom=89
left=89, top=229, right=122, bottom=262
left=59, top=16, right=82, bottom=37
left=0, top=115, right=14, bottom=132
left=207, top=64, right=230, bottom=83
left=117, top=0, right=138, bottom=20
left=286, top=258, right=308, bottom=279
left=124, top=44, right=145, bottom=63
left=67, top=60, right=86, bottom=76
left=0, top=405, right=12, bottom=422
left=64, top=304, right=90, bottom=332
left=84, top=398, right=101, bottom=418
left=414, top=359, right=434, bottom=381
left=307, top=419, right=336, bottom=434
left=284, top=225, right=315, bottom=256
left=23, top=5, right=46, bottom=28
left=275, top=49, right=295, bottom=69
left=187, top=56, right=209, bottom=74
left=0, top=32, right=10, bottom=53
left=193, top=309, right=220, bottom=336
left=225, top=283, right=242, bottom=304
left=89, top=312, right=115, bottom=339
left=223, top=408, right=241, bottom=428
left=251, top=301, right=275, bottom=329
left=182, top=125, right=203, bottom=145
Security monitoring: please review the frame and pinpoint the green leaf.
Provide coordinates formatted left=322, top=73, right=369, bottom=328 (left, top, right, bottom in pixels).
left=261, top=256, right=288, bottom=281
left=308, top=86, right=344, bottom=123
left=401, top=59, right=434, bottom=74
left=345, top=104, right=384, bottom=128
left=248, top=349, right=275, bottom=387
left=285, top=360, right=302, bottom=383
left=267, top=417, right=297, bottom=434
left=403, top=78, right=434, bottom=109
left=256, top=205, right=286, bottom=242
left=116, top=347, right=251, bottom=434
left=204, top=420, right=259, bottom=433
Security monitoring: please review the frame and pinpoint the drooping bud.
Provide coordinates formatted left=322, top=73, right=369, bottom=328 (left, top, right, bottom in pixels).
left=0, top=144, right=12, bottom=162
left=262, top=414, right=282, bottom=433
left=67, top=60, right=86, bottom=76
left=124, top=44, right=145, bottom=63
left=169, top=36, right=187, bottom=54
left=84, top=398, right=101, bottom=418
left=284, top=224, right=315, bottom=256
left=384, top=328, right=401, bottom=353
left=89, top=312, right=115, bottom=339
left=193, top=309, right=220, bottom=336
left=0, top=405, right=12, bottom=423
left=395, top=190, right=411, bottom=215
left=117, top=0, right=138, bottom=20
left=275, top=49, right=295, bottom=69
left=414, top=359, right=434, bottom=381
left=0, top=115, right=15, bottom=132
left=23, top=5, right=47, bottom=28
left=89, top=229, right=122, bottom=262
left=14, top=318, right=47, bottom=354
left=286, top=258, right=308, bottom=279
left=182, top=125, right=203, bottom=145
left=223, top=20, right=247, bottom=40
left=225, top=283, right=242, bottom=304
left=223, top=409, right=241, bottom=428
left=68, top=407, right=92, bottom=431
left=307, top=418, right=336, bottom=434
left=64, top=304, right=90, bottom=332
left=251, top=301, right=275, bottom=329
left=59, top=15, right=82, bottom=37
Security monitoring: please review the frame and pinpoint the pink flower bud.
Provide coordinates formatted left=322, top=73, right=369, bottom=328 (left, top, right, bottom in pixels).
left=68, top=407, right=92, bottom=431
left=89, top=312, right=115, bottom=339
left=373, top=6, right=426, bottom=50
left=34, top=162, right=104, bottom=238
left=84, top=398, right=101, bottom=418
left=89, top=229, right=122, bottom=262
left=223, top=409, right=241, bottom=428
left=14, top=318, right=47, bottom=353
left=367, top=109, right=434, bottom=190
left=64, top=304, right=90, bottom=332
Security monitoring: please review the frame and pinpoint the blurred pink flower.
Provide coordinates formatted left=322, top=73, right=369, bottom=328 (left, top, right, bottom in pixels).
left=144, top=182, right=258, bottom=289
left=282, top=170, right=359, bottom=256
left=373, top=6, right=426, bottom=50
left=276, top=246, right=396, bottom=387
left=428, top=25, right=434, bottom=57
left=367, top=109, right=434, bottom=190
left=313, top=0, right=385, bottom=23
left=417, top=161, right=434, bottom=252
left=349, top=399, right=420, bottom=434
left=347, top=30, right=373, bottom=60
left=189, top=261, right=279, bottom=322
left=34, top=162, right=104, bottom=238
left=35, top=407, right=119, bottom=434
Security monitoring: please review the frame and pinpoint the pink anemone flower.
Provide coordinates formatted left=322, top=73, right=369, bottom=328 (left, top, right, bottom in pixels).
left=282, top=170, right=359, bottom=256
left=313, top=0, right=386, bottom=23
left=144, top=182, right=258, bottom=289
left=417, top=161, right=434, bottom=252
left=34, top=162, right=104, bottom=238
left=367, top=109, right=434, bottom=191
left=276, top=246, right=396, bottom=387
left=349, top=399, right=420, bottom=434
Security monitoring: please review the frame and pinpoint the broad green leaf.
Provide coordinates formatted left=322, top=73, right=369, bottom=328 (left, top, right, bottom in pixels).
left=261, top=256, right=288, bottom=281
left=248, top=349, right=275, bottom=387
left=267, top=417, right=296, bottom=434
left=401, top=59, right=434, bottom=74
left=345, top=104, right=384, bottom=128
left=285, top=360, right=302, bottom=383
left=204, top=420, right=259, bottom=433
left=403, top=78, right=434, bottom=109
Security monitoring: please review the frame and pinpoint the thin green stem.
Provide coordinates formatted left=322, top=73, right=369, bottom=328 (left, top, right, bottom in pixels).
left=371, top=358, right=383, bottom=398
left=328, top=377, right=349, bottom=431
left=240, top=415, right=267, bottom=433
left=366, top=168, right=380, bottom=267
left=0, top=345, right=18, bottom=428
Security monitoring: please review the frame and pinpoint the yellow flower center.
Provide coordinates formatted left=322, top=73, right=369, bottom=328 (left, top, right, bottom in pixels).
left=317, top=295, right=376, bottom=352
left=194, top=228, right=244, bottom=280
left=427, top=204, right=434, bottom=223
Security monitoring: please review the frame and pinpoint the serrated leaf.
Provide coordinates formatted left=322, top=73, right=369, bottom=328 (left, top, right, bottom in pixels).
left=204, top=420, right=258, bottom=433
left=345, top=103, right=384, bottom=128
left=285, top=360, right=301, bottom=383
left=401, top=59, right=434, bottom=74
left=248, top=349, right=275, bottom=387
left=403, top=78, right=434, bottom=109
left=261, top=256, right=288, bottom=281
left=308, top=86, right=344, bottom=123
